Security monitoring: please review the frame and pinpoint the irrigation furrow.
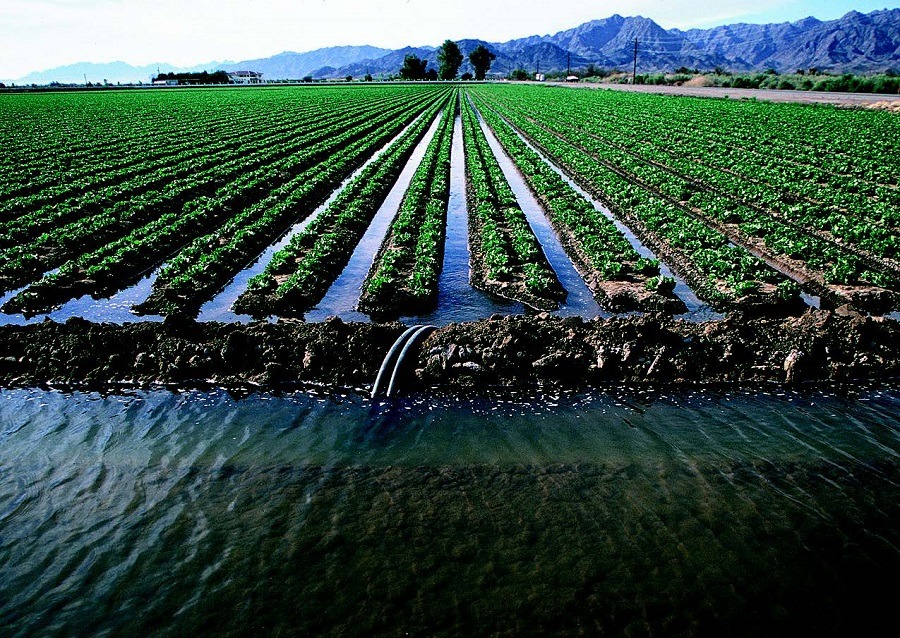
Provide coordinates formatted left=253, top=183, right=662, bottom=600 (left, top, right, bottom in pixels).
left=232, top=94, right=452, bottom=319
left=143, top=90, right=452, bottom=317
left=417, top=111, right=517, bottom=325
left=198, top=102, right=450, bottom=323
left=471, top=100, right=601, bottom=320
left=461, top=95, right=564, bottom=311
left=306, top=112, right=446, bottom=322
left=357, top=94, right=456, bottom=319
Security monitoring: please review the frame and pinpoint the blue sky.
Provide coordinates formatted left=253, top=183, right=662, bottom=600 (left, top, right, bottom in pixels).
left=0, top=0, right=894, bottom=79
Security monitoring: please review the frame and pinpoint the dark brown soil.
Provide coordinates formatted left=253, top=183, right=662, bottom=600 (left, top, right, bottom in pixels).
left=416, top=309, right=900, bottom=388
left=0, top=310, right=897, bottom=392
left=0, top=316, right=403, bottom=389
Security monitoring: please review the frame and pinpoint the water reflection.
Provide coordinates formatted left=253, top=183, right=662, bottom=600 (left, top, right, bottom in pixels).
left=305, top=113, right=444, bottom=323
left=0, top=386, right=898, bottom=635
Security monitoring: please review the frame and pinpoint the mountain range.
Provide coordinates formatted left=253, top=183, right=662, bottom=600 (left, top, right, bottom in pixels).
left=8, top=9, right=899, bottom=85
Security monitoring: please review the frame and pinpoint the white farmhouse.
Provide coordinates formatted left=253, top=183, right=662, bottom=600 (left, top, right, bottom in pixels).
left=229, top=71, right=264, bottom=85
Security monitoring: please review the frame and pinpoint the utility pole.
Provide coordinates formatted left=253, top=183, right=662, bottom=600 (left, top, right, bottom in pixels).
left=632, top=38, right=638, bottom=84
left=567, top=52, right=571, bottom=77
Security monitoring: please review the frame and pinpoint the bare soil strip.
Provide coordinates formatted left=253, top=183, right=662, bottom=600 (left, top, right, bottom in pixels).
left=552, top=82, right=900, bottom=108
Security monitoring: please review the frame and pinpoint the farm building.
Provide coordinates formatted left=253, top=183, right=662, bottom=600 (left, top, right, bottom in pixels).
left=229, top=71, right=264, bottom=84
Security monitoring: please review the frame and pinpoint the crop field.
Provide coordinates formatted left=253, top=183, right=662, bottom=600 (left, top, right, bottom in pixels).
left=0, top=83, right=898, bottom=323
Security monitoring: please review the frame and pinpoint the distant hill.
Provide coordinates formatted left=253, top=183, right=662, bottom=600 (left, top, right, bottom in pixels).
left=674, top=9, right=900, bottom=73
left=319, top=41, right=591, bottom=80
left=9, top=9, right=899, bottom=84
left=9, top=45, right=390, bottom=85
left=310, top=9, right=900, bottom=79
left=225, top=45, right=392, bottom=79
left=12, top=61, right=205, bottom=85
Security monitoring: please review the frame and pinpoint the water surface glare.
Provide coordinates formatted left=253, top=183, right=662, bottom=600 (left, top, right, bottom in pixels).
left=475, top=104, right=603, bottom=320
left=0, top=386, right=898, bottom=636
left=306, top=112, right=443, bottom=323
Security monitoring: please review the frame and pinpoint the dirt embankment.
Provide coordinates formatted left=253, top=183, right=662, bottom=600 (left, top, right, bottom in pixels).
left=0, top=310, right=898, bottom=391
left=0, top=317, right=403, bottom=390
left=417, top=310, right=900, bottom=388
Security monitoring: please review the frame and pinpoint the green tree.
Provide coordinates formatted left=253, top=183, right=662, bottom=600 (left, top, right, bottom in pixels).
left=438, top=40, right=463, bottom=80
left=399, top=54, right=428, bottom=80
left=468, top=44, right=496, bottom=81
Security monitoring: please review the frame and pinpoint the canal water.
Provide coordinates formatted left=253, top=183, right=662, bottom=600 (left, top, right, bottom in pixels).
left=1, top=385, right=898, bottom=636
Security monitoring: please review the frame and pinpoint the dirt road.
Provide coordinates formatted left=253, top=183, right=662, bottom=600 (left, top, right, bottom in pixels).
left=543, top=81, right=900, bottom=110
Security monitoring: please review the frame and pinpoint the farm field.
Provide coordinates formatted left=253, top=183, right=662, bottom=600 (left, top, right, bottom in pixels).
left=0, top=83, right=898, bottom=325
left=1, top=83, right=899, bottom=637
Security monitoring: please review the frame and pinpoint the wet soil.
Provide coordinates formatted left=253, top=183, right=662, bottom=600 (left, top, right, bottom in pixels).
left=0, top=310, right=897, bottom=391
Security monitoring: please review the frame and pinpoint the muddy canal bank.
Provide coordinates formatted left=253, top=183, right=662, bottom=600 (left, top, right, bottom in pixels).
left=0, top=309, right=897, bottom=390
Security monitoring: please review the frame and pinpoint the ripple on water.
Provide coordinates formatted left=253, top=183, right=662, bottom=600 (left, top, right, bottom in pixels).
left=0, top=385, right=898, bottom=636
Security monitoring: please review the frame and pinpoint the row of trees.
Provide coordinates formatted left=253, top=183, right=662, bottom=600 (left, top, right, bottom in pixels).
left=399, top=41, right=496, bottom=81
left=152, top=70, right=232, bottom=85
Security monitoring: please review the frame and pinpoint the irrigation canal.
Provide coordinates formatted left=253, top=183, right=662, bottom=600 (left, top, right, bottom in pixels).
left=0, top=384, right=897, bottom=635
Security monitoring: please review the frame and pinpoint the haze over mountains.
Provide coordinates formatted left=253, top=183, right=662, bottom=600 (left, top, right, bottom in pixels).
left=10, top=9, right=899, bottom=85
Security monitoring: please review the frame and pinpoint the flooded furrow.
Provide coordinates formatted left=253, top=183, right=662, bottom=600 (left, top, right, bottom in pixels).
left=473, top=102, right=603, bottom=320
left=194, top=110, right=438, bottom=323
left=0, top=272, right=165, bottom=325
left=0, top=285, right=32, bottom=326
left=403, top=113, right=521, bottom=326
left=305, top=113, right=444, bottom=322
left=489, top=107, right=715, bottom=319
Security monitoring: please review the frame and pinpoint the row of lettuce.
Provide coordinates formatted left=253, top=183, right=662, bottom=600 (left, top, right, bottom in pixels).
left=231, top=94, right=452, bottom=318
left=470, top=85, right=899, bottom=312
left=356, top=101, right=456, bottom=316
left=460, top=95, right=564, bottom=310
left=501, top=87, right=899, bottom=279
left=2, top=84, right=898, bottom=321
left=470, top=95, right=686, bottom=313
left=3, top=87, right=451, bottom=315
